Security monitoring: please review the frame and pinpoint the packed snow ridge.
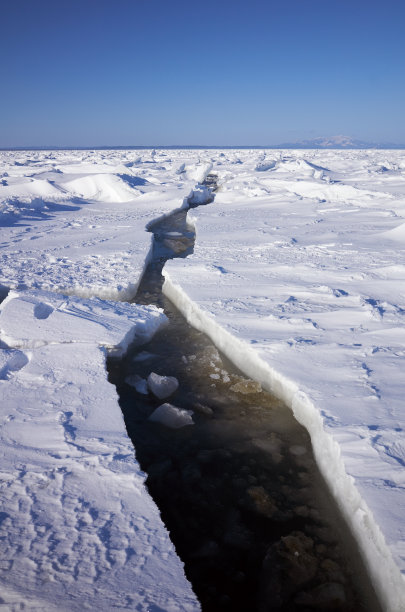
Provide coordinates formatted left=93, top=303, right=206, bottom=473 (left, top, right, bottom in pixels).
left=1, top=148, right=405, bottom=610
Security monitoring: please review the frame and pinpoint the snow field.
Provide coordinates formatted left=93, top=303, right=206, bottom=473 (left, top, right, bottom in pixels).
left=163, top=148, right=405, bottom=611
left=0, top=289, right=200, bottom=611
left=0, top=149, right=211, bottom=300
left=0, top=149, right=212, bottom=610
left=1, top=147, right=405, bottom=610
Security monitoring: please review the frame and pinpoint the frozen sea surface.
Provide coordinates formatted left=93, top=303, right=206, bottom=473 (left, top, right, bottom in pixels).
left=0, top=148, right=405, bottom=610
left=0, top=149, right=205, bottom=611
left=0, top=289, right=199, bottom=611
left=0, top=149, right=211, bottom=300
left=163, top=148, right=405, bottom=611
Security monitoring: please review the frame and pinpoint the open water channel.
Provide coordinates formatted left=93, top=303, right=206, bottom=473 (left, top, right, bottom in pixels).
left=108, top=176, right=381, bottom=612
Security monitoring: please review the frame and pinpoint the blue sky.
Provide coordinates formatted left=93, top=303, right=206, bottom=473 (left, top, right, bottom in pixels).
left=1, top=0, right=404, bottom=146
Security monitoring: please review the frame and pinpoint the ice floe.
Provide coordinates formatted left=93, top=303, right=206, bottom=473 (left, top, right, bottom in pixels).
left=149, top=403, right=195, bottom=429
left=147, top=371, right=180, bottom=399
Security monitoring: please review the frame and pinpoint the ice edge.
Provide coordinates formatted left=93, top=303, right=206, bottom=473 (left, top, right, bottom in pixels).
left=162, top=270, right=405, bottom=612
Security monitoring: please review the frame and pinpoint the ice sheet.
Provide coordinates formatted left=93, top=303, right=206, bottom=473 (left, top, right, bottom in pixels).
left=163, top=148, right=405, bottom=611
left=0, top=149, right=211, bottom=300
left=0, top=289, right=198, bottom=611
left=2, top=147, right=405, bottom=610
left=0, top=147, right=206, bottom=611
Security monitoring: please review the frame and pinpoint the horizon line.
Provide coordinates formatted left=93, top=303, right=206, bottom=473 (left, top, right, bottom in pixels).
left=2, top=144, right=405, bottom=151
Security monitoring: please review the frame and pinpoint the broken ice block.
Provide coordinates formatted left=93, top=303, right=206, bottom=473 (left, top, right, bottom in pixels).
left=147, top=372, right=179, bottom=399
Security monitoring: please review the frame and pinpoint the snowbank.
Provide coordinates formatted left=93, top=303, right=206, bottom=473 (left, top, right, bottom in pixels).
left=0, top=289, right=199, bottom=611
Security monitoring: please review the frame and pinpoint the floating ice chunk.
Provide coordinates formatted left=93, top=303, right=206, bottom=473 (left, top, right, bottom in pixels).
left=230, top=378, right=262, bottom=394
left=149, top=403, right=194, bottom=429
left=253, top=434, right=284, bottom=464
left=147, top=372, right=179, bottom=399
left=192, top=402, right=214, bottom=417
left=125, top=374, right=148, bottom=394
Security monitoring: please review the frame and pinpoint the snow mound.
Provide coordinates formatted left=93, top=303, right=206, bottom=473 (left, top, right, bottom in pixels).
left=0, top=175, right=63, bottom=202
left=54, top=173, right=139, bottom=202
left=273, top=158, right=319, bottom=175
left=182, top=162, right=212, bottom=183
left=381, top=222, right=405, bottom=241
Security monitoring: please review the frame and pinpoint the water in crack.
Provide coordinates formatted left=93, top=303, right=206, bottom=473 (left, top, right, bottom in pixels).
left=108, top=176, right=381, bottom=612
left=0, top=286, right=9, bottom=305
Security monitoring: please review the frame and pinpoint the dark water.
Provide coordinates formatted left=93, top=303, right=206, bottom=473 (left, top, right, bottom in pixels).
left=108, top=177, right=381, bottom=612
left=0, top=286, right=9, bottom=304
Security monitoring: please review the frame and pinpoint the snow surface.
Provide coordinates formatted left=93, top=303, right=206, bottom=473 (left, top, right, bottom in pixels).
left=163, top=148, right=405, bottom=611
left=0, top=149, right=207, bottom=611
left=0, top=149, right=211, bottom=300
left=0, top=289, right=199, bottom=611
left=1, top=148, right=405, bottom=610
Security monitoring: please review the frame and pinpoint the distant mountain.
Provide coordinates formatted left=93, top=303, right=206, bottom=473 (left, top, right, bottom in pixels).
left=272, top=135, right=405, bottom=149
left=2, top=137, right=404, bottom=151
left=296, top=135, right=373, bottom=148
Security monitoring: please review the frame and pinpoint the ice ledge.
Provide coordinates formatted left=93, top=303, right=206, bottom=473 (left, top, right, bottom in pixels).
left=0, top=289, right=166, bottom=355
left=163, top=271, right=405, bottom=612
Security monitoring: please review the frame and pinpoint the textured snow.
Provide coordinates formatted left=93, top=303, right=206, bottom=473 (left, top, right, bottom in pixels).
left=0, top=149, right=205, bottom=611
left=163, top=148, right=405, bottom=611
left=0, top=149, right=210, bottom=300
left=0, top=289, right=198, bottom=611
left=1, top=147, right=405, bottom=610
left=0, top=289, right=165, bottom=356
